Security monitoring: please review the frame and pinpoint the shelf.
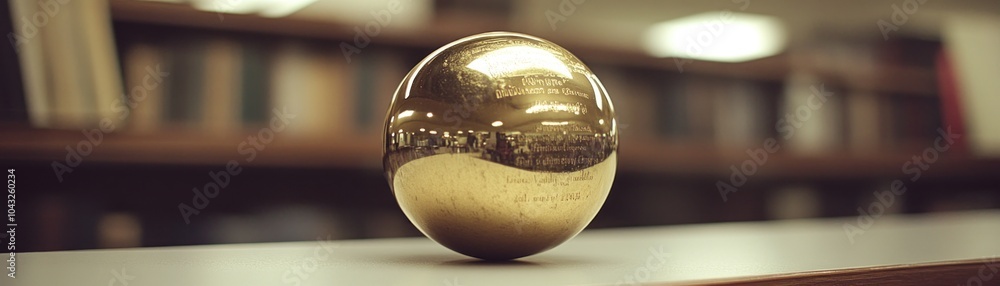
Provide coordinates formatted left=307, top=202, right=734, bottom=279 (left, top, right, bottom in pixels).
left=8, top=2, right=955, bottom=175
left=0, top=127, right=383, bottom=169
left=4, top=127, right=998, bottom=180
left=789, top=53, right=939, bottom=96
left=618, top=139, right=1000, bottom=180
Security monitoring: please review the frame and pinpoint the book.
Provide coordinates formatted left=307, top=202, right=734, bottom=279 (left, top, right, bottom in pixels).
left=240, top=40, right=272, bottom=126
left=934, top=50, right=967, bottom=153
left=685, top=76, right=717, bottom=143
left=11, top=0, right=124, bottom=129
left=8, top=0, right=50, bottom=127
left=165, top=39, right=206, bottom=128
left=846, top=92, right=881, bottom=153
left=655, top=75, right=689, bottom=140
left=42, top=0, right=92, bottom=128
left=353, top=51, right=378, bottom=133
left=942, top=13, right=1000, bottom=156
left=270, top=41, right=353, bottom=136
left=365, top=49, right=408, bottom=135
left=123, top=42, right=167, bottom=132
left=780, top=72, right=844, bottom=154
left=201, top=38, right=243, bottom=134
left=269, top=41, right=310, bottom=135
left=714, top=80, right=767, bottom=150
left=79, top=0, right=125, bottom=128
left=656, top=75, right=716, bottom=143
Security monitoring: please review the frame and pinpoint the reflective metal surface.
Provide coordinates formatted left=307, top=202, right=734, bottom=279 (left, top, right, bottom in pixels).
left=383, top=32, right=618, bottom=260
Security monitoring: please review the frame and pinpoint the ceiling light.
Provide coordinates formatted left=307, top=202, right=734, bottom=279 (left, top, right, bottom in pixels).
left=191, top=0, right=317, bottom=18
left=258, top=0, right=317, bottom=17
left=642, top=11, right=786, bottom=62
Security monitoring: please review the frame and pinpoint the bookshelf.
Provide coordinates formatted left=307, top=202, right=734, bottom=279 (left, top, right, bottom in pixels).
left=106, top=0, right=937, bottom=96
left=5, top=0, right=998, bottom=251
left=95, top=0, right=959, bottom=164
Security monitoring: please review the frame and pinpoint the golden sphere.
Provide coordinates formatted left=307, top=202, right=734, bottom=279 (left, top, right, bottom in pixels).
left=383, top=32, right=618, bottom=260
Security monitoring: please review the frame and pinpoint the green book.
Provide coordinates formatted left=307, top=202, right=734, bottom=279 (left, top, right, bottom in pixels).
left=166, top=39, right=206, bottom=125
left=355, top=52, right=377, bottom=129
left=240, top=41, right=271, bottom=125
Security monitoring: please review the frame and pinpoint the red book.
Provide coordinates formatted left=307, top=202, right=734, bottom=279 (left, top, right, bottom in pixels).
left=935, top=49, right=968, bottom=153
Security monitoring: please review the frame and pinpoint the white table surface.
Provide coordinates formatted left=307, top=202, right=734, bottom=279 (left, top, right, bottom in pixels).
left=10, top=210, right=1000, bottom=286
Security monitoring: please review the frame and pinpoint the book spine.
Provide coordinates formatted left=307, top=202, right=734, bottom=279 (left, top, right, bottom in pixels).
left=124, top=42, right=166, bottom=132
left=80, top=0, right=125, bottom=128
left=934, top=50, right=967, bottom=153
left=202, top=39, right=242, bottom=133
left=165, top=39, right=206, bottom=127
left=240, top=41, right=271, bottom=125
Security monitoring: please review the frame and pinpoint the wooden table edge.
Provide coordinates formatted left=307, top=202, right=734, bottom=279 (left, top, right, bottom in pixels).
left=670, top=257, right=999, bottom=286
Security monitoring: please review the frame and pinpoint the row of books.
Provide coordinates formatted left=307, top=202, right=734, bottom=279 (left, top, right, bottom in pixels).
left=107, top=27, right=945, bottom=156
left=597, top=64, right=943, bottom=154
left=116, top=34, right=413, bottom=137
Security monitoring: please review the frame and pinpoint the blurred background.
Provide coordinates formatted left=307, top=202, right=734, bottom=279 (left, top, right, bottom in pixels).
left=1, top=0, right=999, bottom=251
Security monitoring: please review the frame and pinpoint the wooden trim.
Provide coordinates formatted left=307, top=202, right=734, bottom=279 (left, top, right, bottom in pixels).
left=677, top=257, right=999, bottom=285
left=0, top=127, right=382, bottom=168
